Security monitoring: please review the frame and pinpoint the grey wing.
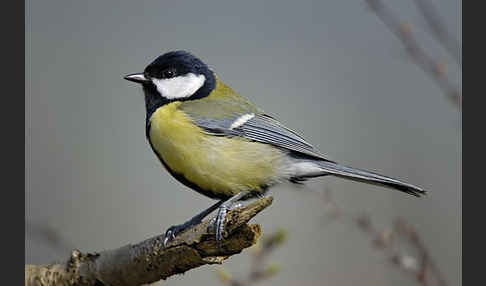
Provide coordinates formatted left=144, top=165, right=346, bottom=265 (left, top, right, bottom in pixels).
left=191, top=112, right=334, bottom=161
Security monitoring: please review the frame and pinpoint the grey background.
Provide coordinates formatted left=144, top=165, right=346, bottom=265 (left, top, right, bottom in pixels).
left=25, top=1, right=461, bottom=285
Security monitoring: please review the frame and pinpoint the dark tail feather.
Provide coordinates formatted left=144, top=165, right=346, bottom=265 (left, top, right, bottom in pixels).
left=315, top=161, right=426, bottom=197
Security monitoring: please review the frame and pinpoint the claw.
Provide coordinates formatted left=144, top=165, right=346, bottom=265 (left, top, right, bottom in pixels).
left=163, top=235, right=170, bottom=246
left=162, top=225, right=181, bottom=247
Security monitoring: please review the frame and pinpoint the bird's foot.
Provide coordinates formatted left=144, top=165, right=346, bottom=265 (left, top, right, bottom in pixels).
left=213, top=192, right=248, bottom=243
left=163, top=223, right=190, bottom=246
left=163, top=200, right=224, bottom=247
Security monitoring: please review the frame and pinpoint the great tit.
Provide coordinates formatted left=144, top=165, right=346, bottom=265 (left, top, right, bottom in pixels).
left=124, top=50, right=425, bottom=245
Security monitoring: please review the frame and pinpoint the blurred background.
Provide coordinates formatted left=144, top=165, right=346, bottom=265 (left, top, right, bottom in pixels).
left=25, top=1, right=461, bottom=285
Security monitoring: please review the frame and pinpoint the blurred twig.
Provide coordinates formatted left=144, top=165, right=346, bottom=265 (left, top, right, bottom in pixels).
left=25, top=220, right=74, bottom=252
left=393, top=218, right=449, bottom=286
left=216, top=228, right=286, bottom=286
left=317, top=187, right=448, bottom=286
left=412, top=0, right=461, bottom=66
left=365, top=0, right=461, bottom=109
left=25, top=196, right=273, bottom=286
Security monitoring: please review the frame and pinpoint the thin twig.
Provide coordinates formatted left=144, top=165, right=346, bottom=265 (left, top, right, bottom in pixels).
left=217, top=228, right=286, bottom=286
left=316, top=187, right=448, bottom=286
left=394, top=219, right=449, bottom=286
left=26, top=221, right=74, bottom=252
left=412, top=0, right=461, bottom=66
left=365, top=0, right=461, bottom=109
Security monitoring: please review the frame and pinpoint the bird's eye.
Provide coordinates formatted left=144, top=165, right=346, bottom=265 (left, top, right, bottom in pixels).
left=161, top=68, right=177, bottom=79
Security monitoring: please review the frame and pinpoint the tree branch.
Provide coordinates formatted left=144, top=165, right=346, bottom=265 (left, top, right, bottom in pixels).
left=25, top=196, right=274, bottom=286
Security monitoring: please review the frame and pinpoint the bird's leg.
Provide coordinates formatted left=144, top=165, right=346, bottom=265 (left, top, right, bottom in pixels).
left=215, top=191, right=250, bottom=243
left=163, top=200, right=223, bottom=246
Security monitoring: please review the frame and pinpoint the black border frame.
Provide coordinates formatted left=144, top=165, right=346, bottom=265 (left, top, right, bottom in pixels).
left=3, top=0, right=25, bottom=284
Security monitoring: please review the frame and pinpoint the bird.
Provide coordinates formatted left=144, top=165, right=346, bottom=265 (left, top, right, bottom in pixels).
left=124, top=50, right=425, bottom=245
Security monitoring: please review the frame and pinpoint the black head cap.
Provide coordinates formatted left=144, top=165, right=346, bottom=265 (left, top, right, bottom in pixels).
left=144, top=50, right=213, bottom=81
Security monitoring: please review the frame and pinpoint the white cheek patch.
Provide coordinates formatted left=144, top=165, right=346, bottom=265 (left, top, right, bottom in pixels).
left=152, top=73, right=206, bottom=100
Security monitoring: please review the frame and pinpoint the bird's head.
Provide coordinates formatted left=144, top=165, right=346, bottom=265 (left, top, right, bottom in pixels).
left=124, top=50, right=216, bottom=102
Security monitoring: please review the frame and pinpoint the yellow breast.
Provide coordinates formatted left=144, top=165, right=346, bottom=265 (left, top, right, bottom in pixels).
left=148, top=102, right=285, bottom=197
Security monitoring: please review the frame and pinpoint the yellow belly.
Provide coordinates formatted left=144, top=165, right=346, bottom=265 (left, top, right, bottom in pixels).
left=149, top=102, right=285, bottom=197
